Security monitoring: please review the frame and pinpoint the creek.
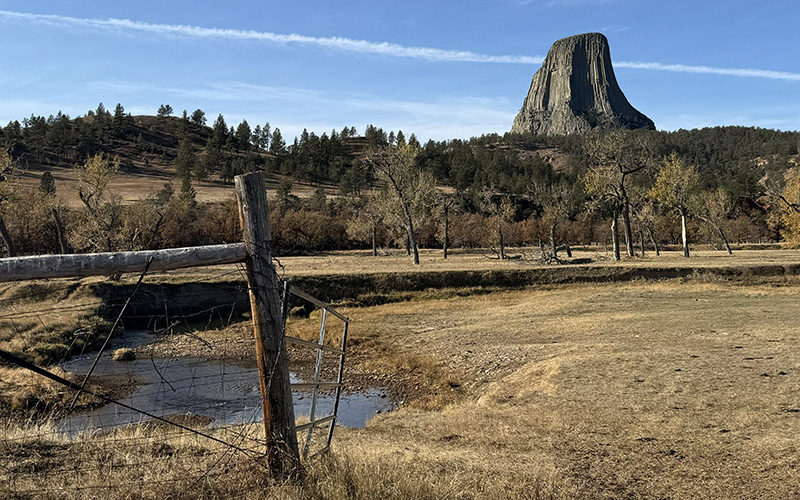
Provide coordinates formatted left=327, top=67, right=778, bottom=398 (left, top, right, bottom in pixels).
left=57, top=330, right=394, bottom=434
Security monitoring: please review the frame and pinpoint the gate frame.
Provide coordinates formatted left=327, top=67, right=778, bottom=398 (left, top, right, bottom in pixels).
left=282, top=284, right=349, bottom=458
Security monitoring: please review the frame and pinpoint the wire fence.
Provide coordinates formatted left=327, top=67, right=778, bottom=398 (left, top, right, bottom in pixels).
left=0, top=262, right=350, bottom=498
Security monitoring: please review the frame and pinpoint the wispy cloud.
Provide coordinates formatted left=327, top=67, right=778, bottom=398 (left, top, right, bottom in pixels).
left=615, top=61, right=799, bottom=81
left=0, top=10, right=543, bottom=64
left=1, top=10, right=797, bottom=81
left=600, top=25, right=632, bottom=34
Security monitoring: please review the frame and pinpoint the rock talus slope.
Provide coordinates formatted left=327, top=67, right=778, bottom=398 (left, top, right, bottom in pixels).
left=511, top=33, right=655, bottom=136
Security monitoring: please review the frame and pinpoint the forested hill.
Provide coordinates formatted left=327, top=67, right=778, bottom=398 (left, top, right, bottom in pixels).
left=2, top=104, right=798, bottom=199
left=1, top=103, right=798, bottom=258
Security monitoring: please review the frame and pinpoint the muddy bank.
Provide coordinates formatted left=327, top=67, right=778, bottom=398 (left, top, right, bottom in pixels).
left=92, top=263, right=800, bottom=320
left=3, top=262, right=797, bottom=367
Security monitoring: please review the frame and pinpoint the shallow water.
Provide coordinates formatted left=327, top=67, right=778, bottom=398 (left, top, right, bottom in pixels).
left=58, top=331, right=394, bottom=434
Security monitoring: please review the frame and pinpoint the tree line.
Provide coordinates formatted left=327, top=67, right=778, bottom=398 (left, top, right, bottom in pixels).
left=0, top=103, right=798, bottom=261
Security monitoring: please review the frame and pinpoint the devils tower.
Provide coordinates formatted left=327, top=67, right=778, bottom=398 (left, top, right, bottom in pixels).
left=511, top=33, right=655, bottom=136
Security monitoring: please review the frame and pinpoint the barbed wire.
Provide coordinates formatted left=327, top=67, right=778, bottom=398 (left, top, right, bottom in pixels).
left=0, top=256, right=347, bottom=497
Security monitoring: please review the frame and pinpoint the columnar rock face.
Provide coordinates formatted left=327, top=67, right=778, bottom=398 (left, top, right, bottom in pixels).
left=511, top=33, right=655, bottom=136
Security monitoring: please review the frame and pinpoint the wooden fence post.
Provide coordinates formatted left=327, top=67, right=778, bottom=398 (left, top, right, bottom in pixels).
left=234, top=172, right=300, bottom=476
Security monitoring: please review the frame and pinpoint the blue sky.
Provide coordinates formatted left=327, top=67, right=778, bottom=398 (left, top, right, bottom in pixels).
left=0, top=0, right=797, bottom=142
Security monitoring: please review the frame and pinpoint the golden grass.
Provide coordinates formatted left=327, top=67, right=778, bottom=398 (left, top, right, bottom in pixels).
left=3, top=253, right=800, bottom=498
left=0, top=366, right=73, bottom=417
left=0, top=416, right=577, bottom=500
left=0, top=278, right=112, bottom=365
left=146, top=247, right=800, bottom=284
left=272, top=247, right=800, bottom=276
left=332, top=279, right=800, bottom=499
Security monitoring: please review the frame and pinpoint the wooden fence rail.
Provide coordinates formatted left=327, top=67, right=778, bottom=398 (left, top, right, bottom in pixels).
left=0, top=171, right=301, bottom=478
left=0, top=243, right=247, bottom=283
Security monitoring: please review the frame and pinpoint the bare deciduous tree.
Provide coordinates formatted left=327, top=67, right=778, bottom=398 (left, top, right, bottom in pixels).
left=584, top=129, right=656, bottom=258
left=346, top=192, right=384, bottom=257
left=479, top=189, right=515, bottom=260
left=692, top=187, right=734, bottom=254
left=0, top=149, right=18, bottom=256
left=529, top=179, right=582, bottom=262
left=437, top=194, right=458, bottom=260
left=365, top=144, right=437, bottom=265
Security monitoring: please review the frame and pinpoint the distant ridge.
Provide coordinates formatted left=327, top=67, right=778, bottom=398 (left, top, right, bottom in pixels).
left=511, top=33, right=655, bottom=136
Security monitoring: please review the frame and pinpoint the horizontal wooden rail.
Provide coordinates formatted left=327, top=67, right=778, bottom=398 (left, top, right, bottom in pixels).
left=285, top=336, right=345, bottom=355
left=0, top=243, right=247, bottom=283
left=289, top=286, right=349, bottom=322
left=295, top=415, right=336, bottom=432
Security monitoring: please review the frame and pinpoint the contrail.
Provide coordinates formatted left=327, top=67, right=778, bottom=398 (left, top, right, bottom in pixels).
left=1, top=10, right=797, bottom=81
left=615, top=61, right=798, bottom=81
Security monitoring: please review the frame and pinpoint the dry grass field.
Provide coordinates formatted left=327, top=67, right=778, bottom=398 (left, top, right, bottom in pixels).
left=331, top=278, right=800, bottom=499
left=1, top=250, right=799, bottom=498
left=273, top=247, right=799, bottom=276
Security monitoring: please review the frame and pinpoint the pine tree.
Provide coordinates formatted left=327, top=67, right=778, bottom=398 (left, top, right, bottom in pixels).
left=235, top=120, right=251, bottom=151
left=190, top=109, right=206, bottom=126
left=157, top=104, right=174, bottom=117
left=270, top=128, right=285, bottom=155
left=113, top=103, right=126, bottom=134
left=211, top=114, right=228, bottom=149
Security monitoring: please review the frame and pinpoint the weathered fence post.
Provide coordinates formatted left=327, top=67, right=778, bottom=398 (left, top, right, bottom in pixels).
left=234, top=172, right=300, bottom=476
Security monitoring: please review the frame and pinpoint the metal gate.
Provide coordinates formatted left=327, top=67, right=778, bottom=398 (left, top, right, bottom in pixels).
left=282, top=284, right=349, bottom=459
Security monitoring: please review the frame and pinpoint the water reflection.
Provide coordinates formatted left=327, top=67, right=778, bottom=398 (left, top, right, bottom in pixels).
left=58, top=331, right=394, bottom=434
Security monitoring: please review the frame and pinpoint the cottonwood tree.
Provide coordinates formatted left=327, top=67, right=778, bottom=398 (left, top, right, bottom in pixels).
left=584, top=129, right=655, bottom=257
left=529, top=179, right=582, bottom=261
left=478, top=188, right=515, bottom=260
left=1, top=154, right=67, bottom=255
left=120, top=186, right=169, bottom=250
left=436, top=194, right=458, bottom=259
left=72, top=153, right=124, bottom=252
left=764, top=167, right=800, bottom=247
left=691, top=187, right=734, bottom=254
left=364, top=143, right=437, bottom=265
left=583, top=164, right=624, bottom=260
left=649, top=153, right=699, bottom=258
left=625, top=181, right=665, bottom=257
left=345, top=192, right=384, bottom=256
left=37, top=171, right=69, bottom=253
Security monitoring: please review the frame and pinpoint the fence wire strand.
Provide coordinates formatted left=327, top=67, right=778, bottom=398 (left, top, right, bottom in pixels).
left=0, top=259, right=347, bottom=498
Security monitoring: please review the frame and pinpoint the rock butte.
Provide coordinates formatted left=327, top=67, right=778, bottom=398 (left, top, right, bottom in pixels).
left=511, top=32, right=655, bottom=136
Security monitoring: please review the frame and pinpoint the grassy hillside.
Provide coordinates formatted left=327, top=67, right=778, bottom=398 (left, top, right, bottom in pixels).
left=13, top=115, right=344, bottom=207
